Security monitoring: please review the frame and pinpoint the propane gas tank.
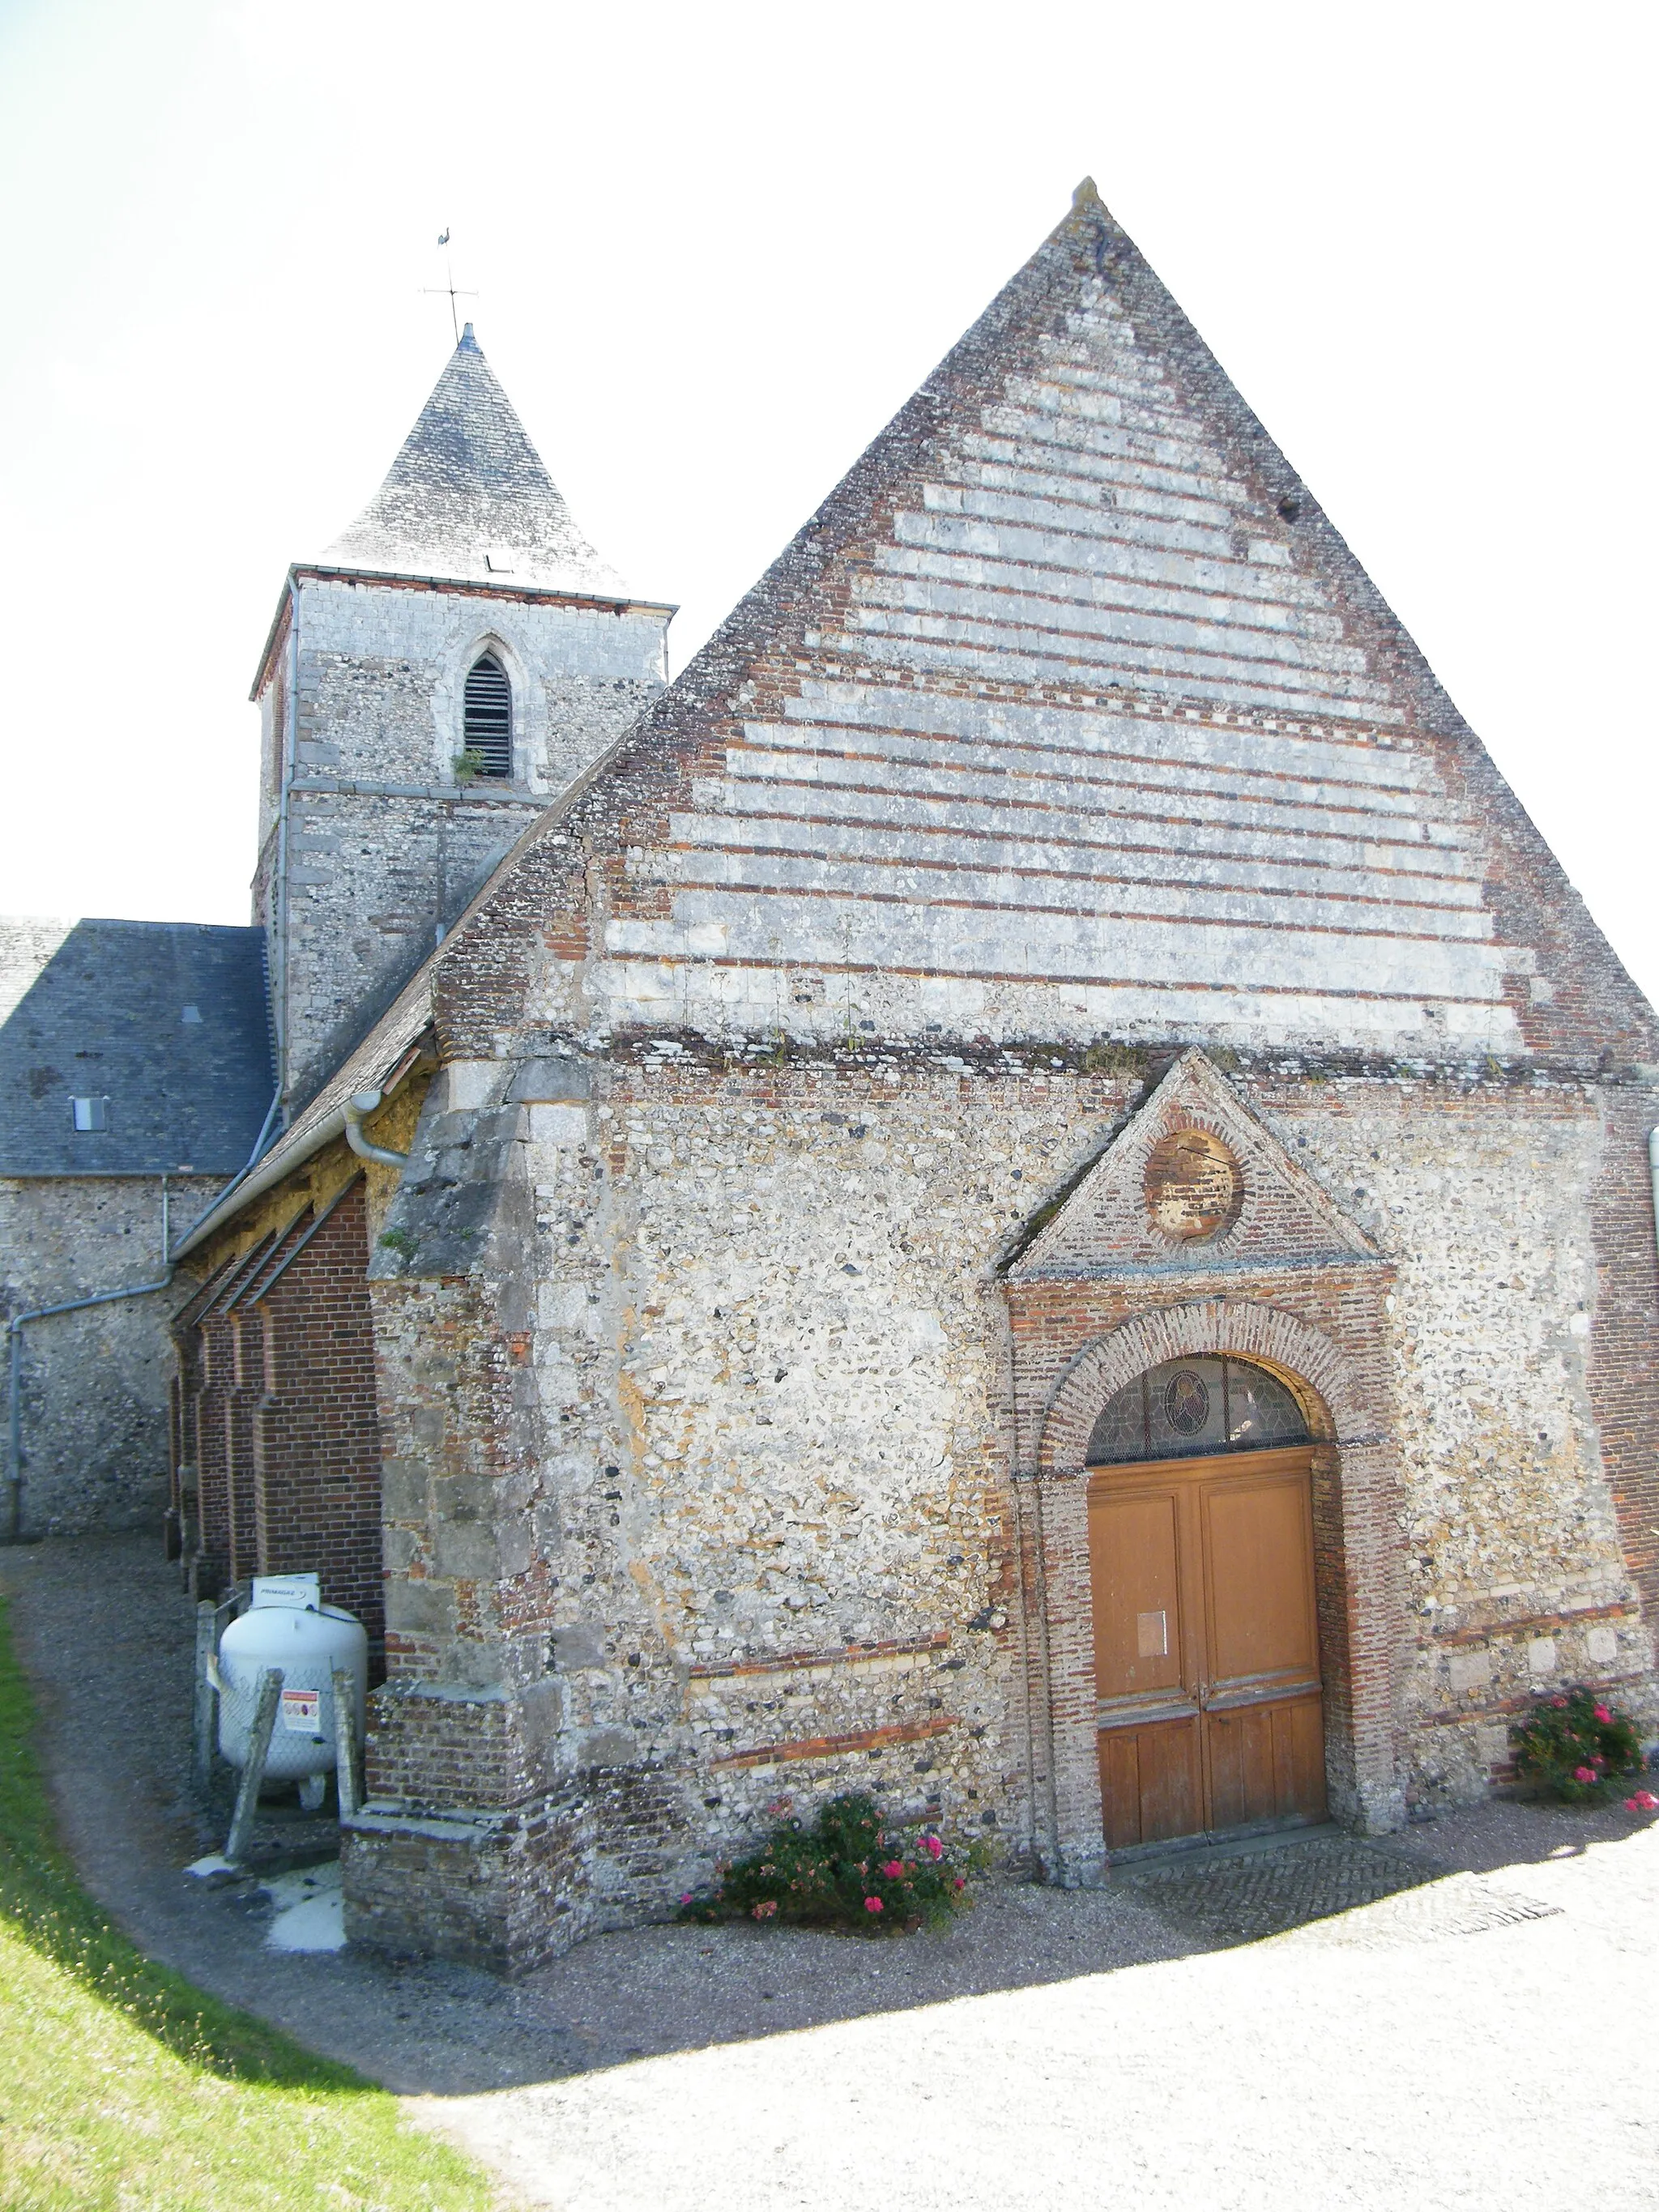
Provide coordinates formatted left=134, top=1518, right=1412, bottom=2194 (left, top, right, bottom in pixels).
left=216, top=1600, right=367, bottom=1781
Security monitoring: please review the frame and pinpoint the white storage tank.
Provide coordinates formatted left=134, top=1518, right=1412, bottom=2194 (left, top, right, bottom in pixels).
left=215, top=1575, right=368, bottom=1799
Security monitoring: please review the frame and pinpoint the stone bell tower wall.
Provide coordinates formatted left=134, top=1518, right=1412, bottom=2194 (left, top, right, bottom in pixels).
left=253, top=573, right=667, bottom=1108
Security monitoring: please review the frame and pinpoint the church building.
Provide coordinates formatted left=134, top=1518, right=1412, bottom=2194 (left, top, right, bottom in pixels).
left=36, top=182, right=1659, bottom=1971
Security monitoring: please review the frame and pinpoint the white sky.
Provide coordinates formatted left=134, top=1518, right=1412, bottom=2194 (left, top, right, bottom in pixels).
left=2, top=0, right=1656, bottom=1004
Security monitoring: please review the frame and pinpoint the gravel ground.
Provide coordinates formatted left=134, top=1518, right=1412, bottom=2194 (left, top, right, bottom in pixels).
left=423, top=1824, right=1659, bottom=2212
left=5, top=1534, right=1657, bottom=2209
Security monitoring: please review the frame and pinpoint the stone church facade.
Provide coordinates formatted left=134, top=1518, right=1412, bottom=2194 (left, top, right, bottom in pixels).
left=71, top=181, right=1659, bottom=1968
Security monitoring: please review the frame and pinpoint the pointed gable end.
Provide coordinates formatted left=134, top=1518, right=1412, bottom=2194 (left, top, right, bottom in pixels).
left=1008, top=1049, right=1380, bottom=1281
left=429, top=183, right=1657, bottom=1070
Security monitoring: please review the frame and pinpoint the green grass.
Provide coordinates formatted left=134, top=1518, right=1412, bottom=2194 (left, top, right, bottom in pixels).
left=0, top=1592, right=496, bottom=2211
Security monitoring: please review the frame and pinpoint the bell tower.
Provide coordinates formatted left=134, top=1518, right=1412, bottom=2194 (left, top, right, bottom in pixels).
left=251, top=325, right=673, bottom=1110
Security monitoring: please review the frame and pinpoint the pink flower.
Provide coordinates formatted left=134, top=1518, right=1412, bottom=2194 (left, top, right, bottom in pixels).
left=752, top=1899, right=778, bottom=1920
left=1552, top=1697, right=1568, bottom=1708
left=919, top=1834, right=945, bottom=1860
left=864, top=1895, right=884, bottom=1913
left=679, top=1893, right=693, bottom=1906
left=1573, top=1767, right=1597, bottom=1783
left=1624, top=1790, right=1659, bottom=1813
left=951, top=1876, right=966, bottom=1891
left=1594, top=1704, right=1614, bottom=1724
left=881, top=1859, right=906, bottom=1879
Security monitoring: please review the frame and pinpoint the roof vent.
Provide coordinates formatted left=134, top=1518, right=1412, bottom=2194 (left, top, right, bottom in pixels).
left=181, top=1004, right=203, bottom=1025
left=71, top=1096, right=109, bottom=1132
left=463, top=654, right=512, bottom=778
left=484, top=548, right=516, bottom=573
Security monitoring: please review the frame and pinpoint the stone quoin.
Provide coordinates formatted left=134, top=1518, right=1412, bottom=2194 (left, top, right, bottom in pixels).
left=8, top=182, right=1656, bottom=1971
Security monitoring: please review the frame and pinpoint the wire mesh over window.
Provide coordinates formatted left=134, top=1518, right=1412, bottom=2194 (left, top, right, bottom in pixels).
left=1086, top=1355, right=1309, bottom=1465
left=463, top=654, right=512, bottom=778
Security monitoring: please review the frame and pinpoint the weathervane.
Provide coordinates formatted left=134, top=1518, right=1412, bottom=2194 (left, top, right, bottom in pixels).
left=421, top=229, right=478, bottom=344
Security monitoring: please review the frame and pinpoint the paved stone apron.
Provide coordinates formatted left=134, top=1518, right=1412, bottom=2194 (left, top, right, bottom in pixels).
left=1117, top=1833, right=1439, bottom=1946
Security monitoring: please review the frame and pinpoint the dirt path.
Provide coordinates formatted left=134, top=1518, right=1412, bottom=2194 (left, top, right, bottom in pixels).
left=5, top=1535, right=1656, bottom=2206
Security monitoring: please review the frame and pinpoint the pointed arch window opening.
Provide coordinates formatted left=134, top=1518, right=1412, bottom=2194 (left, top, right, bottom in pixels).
left=1086, top=1354, right=1310, bottom=1466
left=463, top=654, right=513, bottom=778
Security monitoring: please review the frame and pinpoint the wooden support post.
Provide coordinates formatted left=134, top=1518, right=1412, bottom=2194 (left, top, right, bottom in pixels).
left=192, top=1601, right=219, bottom=1794
left=224, top=1669, right=280, bottom=1866
left=332, top=1668, right=360, bottom=1818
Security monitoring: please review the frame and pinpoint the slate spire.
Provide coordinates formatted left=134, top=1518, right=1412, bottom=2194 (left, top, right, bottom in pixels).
left=321, top=326, right=632, bottom=599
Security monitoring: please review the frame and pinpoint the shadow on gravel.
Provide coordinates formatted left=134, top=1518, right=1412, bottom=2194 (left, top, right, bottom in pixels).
left=2, top=1535, right=1653, bottom=2095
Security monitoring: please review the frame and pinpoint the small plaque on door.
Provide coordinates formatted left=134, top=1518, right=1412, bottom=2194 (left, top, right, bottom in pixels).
left=1137, top=1609, right=1169, bottom=1659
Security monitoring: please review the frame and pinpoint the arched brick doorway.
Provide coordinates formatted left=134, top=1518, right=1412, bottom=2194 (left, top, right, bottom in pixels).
left=1014, top=1298, right=1405, bottom=1885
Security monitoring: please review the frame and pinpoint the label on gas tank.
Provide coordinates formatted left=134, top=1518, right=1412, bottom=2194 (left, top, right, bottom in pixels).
left=279, top=1687, right=322, bottom=1734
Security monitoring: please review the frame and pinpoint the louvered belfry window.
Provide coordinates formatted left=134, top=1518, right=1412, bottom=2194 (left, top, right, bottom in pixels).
left=463, top=654, right=512, bottom=778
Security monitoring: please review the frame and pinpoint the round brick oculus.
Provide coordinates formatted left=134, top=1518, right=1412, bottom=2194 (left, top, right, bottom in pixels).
left=1143, top=1126, right=1243, bottom=1242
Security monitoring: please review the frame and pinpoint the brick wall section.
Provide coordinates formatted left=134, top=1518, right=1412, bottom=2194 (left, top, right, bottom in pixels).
left=247, top=1178, right=387, bottom=1655
left=174, top=1183, right=387, bottom=1652
left=1077, top=201, right=1659, bottom=1068
left=183, top=1230, right=279, bottom=1591
left=342, top=1804, right=585, bottom=1973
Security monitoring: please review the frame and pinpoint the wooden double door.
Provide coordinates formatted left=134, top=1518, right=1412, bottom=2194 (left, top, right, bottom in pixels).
left=1089, top=1447, right=1326, bottom=1852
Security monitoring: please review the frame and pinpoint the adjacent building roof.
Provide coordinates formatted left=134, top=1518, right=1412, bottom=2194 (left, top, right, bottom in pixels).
left=318, top=324, right=636, bottom=600
left=0, top=920, right=275, bottom=1176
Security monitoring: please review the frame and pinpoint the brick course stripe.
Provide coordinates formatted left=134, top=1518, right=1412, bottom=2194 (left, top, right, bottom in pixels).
left=1427, top=1602, right=1639, bottom=1648
left=1416, top=1672, right=1650, bottom=1730
left=710, top=1715, right=962, bottom=1769
left=689, top=1633, right=949, bottom=1681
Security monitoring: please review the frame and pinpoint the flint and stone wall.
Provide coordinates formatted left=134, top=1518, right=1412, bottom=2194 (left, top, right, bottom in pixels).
left=254, top=575, right=667, bottom=1106
left=1, top=1174, right=219, bottom=1536
left=336, top=1042, right=1657, bottom=1969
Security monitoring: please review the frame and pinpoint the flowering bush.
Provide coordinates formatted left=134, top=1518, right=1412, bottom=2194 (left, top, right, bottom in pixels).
left=1510, top=1687, right=1644, bottom=1805
left=678, top=1792, right=985, bottom=1935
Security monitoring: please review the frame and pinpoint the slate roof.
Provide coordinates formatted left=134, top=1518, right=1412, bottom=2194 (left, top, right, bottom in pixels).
left=0, top=919, right=275, bottom=1175
left=318, top=325, right=636, bottom=599
left=173, top=959, right=435, bottom=1255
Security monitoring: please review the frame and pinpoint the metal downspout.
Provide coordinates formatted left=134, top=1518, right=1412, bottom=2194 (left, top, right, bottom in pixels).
left=343, top=1090, right=408, bottom=1168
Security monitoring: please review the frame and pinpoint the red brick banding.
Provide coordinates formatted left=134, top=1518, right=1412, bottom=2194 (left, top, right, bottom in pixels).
left=711, top=1716, right=962, bottom=1770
